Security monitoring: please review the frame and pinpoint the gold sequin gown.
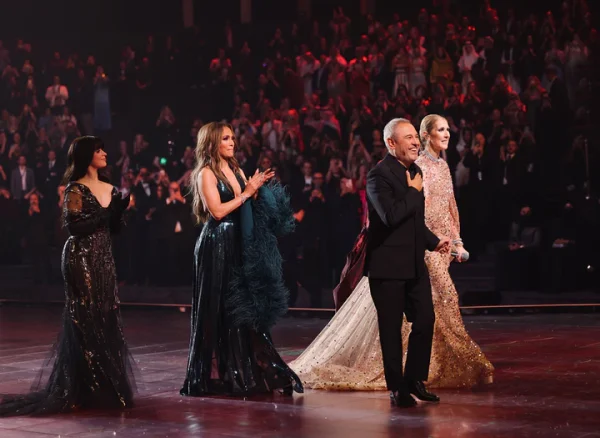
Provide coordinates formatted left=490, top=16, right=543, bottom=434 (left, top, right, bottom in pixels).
left=289, top=154, right=494, bottom=390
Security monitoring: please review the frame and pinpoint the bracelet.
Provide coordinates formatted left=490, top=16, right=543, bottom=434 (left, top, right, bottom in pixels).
left=452, top=238, right=463, bottom=245
left=240, top=194, right=249, bottom=204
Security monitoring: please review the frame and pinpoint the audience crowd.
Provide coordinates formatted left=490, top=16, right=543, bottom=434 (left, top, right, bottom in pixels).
left=1, top=0, right=598, bottom=303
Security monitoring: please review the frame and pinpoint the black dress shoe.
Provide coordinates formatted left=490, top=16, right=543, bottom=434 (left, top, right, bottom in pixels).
left=390, top=390, right=417, bottom=408
left=407, top=380, right=440, bottom=403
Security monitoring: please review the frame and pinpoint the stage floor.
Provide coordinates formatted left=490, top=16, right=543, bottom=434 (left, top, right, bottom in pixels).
left=1, top=307, right=599, bottom=437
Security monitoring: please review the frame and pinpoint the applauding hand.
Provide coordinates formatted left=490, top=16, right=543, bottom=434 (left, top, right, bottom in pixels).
left=243, top=168, right=275, bottom=197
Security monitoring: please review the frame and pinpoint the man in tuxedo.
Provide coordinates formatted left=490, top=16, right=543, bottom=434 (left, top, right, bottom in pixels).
left=10, top=155, right=35, bottom=201
left=312, top=54, right=329, bottom=104
left=133, top=167, right=158, bottom=218
left=163, top=182, right=194, bottom=285
left=132, top=167, right=157, bottom=285
left=366, top=118, right=449, bottom=408
left=40, top=150, right=63, bottom=207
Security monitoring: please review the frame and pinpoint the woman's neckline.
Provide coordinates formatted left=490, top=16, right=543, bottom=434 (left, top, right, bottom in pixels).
left=72, top=181, right=113, bottom=209
left=423, top=148, right=443, bottom=163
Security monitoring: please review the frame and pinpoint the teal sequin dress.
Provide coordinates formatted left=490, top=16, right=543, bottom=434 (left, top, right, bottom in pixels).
left=180, top=173, right=303, bottom=396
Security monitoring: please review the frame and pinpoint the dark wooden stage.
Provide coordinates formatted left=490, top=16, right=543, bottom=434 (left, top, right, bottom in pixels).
left=1, top=306, right=599, bottom=437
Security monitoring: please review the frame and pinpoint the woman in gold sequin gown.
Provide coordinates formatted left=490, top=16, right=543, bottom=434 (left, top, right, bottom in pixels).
left=289, top=115, right=494, bottom=390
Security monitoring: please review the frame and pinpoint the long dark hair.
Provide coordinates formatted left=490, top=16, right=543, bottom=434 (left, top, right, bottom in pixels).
left=61, top=136, right=110, bottom=184
left=190, top=122, right=240, bottom=224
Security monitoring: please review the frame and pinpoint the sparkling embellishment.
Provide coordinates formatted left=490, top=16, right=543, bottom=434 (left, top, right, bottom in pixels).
left=423, top=149, right=444, bottom=163
left=289, top=157, right=494, bottom=390
left=0, top=182, right=136, bottom=415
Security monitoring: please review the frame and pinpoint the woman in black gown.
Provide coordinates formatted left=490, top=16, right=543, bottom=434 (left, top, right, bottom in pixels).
left=180, top=122, right=303, bottom=396
left=0, top=136, right=135, bottom=416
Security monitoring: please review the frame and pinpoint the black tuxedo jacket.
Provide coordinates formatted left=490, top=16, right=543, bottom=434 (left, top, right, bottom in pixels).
left=133, top=181, right=157, bottom=216
left=365, top=154, right=439, bottom=280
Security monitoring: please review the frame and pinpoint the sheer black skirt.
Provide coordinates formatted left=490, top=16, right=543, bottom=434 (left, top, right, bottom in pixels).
left=0, top=231, right=136, bottom=416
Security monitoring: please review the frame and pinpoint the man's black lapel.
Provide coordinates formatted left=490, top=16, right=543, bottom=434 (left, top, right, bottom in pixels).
left=383, top=154, right=408, bottom=188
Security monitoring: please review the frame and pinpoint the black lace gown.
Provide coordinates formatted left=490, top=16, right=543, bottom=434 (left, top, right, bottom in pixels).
left=0, top=182, right=136, bottom=416
left=180, top=173, right=302, bottom=396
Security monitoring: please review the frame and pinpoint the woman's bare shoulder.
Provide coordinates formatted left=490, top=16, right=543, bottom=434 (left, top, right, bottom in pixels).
left=199, top=167, right=217, bottom=184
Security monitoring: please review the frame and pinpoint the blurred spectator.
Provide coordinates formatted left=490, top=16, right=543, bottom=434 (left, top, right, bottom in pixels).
left=0, top=1, right=597, bottom=299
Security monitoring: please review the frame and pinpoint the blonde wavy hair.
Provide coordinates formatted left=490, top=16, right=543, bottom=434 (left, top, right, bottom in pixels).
left=189, top=122, right=240, bottom=223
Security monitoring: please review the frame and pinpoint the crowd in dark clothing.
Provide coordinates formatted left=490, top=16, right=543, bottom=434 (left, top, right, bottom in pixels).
left=0, top=0, right=599, bottom=303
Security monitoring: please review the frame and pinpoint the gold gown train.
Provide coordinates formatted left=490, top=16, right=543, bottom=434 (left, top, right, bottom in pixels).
left=289, top=153, right=494, bottom=390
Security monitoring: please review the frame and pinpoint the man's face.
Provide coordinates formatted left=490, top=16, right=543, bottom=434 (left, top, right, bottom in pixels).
left=331, top=158, right=342, bottom=171
left=261, top=157, right=272, bottom=170
left=313, top=173, right=324, bottom=188
left=169, top=183, right=180, bottom=196
left=388, top=122, right=420, bottom=165
left=139, top=168, right=150, bottom=182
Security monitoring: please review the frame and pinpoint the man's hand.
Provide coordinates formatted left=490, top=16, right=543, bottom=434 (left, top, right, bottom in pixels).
left=434, top=236, right=450, bottom=252
left=406, top=170, right=423, bottom=192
